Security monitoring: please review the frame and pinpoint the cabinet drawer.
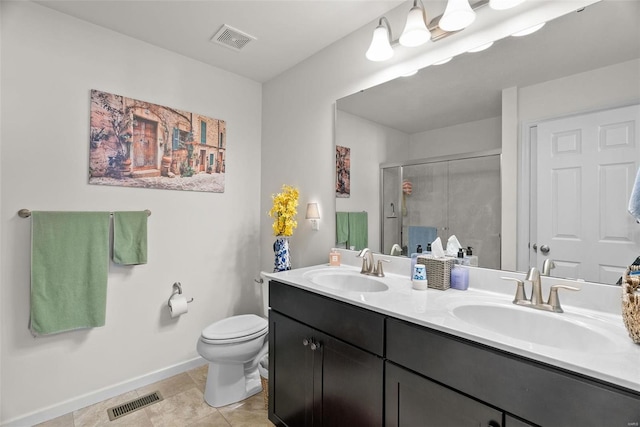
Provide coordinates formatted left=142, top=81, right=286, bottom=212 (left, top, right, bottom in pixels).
left=270, top=280, right=385, bottom=356
left=387, top=318, right=640, bottom=427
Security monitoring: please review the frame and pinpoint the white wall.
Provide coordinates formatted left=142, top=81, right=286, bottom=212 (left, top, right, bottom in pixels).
left=335, top=110, right=409, bottom=252
left=260, top=0, right=597, bottom=273
left=409, top=116, right=501, bottom=158
left=0, top=2, right=262, bottom=424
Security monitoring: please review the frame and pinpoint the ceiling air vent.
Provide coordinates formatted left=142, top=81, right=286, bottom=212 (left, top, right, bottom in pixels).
left=211, top=24, right=256, bottom=51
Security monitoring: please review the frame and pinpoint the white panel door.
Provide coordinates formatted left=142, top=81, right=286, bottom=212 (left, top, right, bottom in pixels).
left=536, top=104, right=640, bottom=284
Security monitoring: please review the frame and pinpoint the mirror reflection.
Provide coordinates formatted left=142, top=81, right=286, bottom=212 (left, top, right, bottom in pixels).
left=335, top=1, right=640, bottom=283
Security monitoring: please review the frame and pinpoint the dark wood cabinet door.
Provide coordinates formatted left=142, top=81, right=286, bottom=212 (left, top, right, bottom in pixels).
left=385, top=362, right=503, bottom=427
left=270, top=311, right=316, bottom=426
left=321, top=333, right=383, bottom=427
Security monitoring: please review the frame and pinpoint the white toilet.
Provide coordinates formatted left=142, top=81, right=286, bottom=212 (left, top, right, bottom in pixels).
left=196, top=281, right=269, bottom=407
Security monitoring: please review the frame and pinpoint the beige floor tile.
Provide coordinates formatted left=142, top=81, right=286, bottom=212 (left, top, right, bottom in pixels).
left=218, top=394, right=270, bottom=427
left=72, top=391, right=154, bottom=427
left=144, top=388, right=217, bottom=427
left=186, top=363, right=208, bottom=394
left=136, top=372, right=196, bottom=400
left=185, top=411, right=232, bottom=427
left=34, top=413, right=75, bottom=427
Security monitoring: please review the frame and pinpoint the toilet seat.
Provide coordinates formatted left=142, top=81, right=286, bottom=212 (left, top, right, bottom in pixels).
left=201, top=314, right=268, bottom=344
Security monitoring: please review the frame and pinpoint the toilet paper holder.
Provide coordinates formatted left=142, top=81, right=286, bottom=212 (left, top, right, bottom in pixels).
left=168, top=282, right=194, bottom=306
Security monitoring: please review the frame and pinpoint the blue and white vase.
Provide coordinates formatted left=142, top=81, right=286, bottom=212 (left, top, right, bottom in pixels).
left=273, top=236, right=291, bottom=272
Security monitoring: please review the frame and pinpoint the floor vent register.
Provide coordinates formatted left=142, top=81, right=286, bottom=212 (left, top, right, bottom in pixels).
left=107, top=391, right=163, bottom=421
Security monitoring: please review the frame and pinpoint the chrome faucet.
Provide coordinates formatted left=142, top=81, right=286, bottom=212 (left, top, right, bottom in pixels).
left=501, top=267, right=580, bottom=313
left=356, top=248, right=389, bottom=277
left=541, top=259, right=556, bottom=276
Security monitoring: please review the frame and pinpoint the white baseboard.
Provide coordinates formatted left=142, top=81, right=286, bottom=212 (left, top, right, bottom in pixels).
left=1, top=357, right=207, bottom=427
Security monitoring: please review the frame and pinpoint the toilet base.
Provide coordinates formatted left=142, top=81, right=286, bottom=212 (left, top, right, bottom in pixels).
left=203, top=362, right=262, bottom=407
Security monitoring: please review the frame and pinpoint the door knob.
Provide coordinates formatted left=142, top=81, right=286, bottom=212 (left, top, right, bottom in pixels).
left=532, top=243, right=538, bottom=252
left=540, top=244, right=550, bottom=254
left=302, top=338, right=310, bottom=346
left=310, top=341, right=321, bottom=351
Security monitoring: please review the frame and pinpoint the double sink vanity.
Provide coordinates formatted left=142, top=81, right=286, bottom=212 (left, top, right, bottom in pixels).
left=264, top=251, right=640, bottom=427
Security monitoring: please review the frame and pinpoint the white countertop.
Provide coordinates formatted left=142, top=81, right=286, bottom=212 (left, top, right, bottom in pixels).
left=264, top=262, right=640, bottom=394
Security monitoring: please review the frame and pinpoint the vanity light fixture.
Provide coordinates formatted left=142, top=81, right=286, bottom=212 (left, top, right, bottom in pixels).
left=439, top=0, right=476, bottom=32
left=399, top=0, right=431, bottom=48
left=366, top=17, right=394, bottom=61
left=402, top=69, right=419, bottom=77
left=366, top=0, right=518, bottom=62
left=489, top=0, right=526, bottom=10
left=511, top=22, right=545, bottom=37
left=305, top=203, right=321, bottom=231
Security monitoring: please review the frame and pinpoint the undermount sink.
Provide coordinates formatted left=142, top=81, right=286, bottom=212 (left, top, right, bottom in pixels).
left=304, top=269, right=389, bottom=293
left=449, top=302, right=620, bottom=353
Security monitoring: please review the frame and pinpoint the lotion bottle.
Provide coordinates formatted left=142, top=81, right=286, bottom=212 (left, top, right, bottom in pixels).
left=329, top=248, right=341, bottom=266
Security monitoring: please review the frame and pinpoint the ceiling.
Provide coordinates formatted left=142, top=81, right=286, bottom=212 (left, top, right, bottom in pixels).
left=34, top=0, right=405, bottom=83
left=337, top=0, right=640, bottom=134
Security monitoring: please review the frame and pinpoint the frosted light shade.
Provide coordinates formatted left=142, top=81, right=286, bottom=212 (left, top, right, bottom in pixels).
left=490, top=0, right=526, bottom=10
left=439, top=0, right=476, bottom=32
left=399, top=6, right=431, bottom=47
left=366, top=25, right=394, bottom=61
left=305, top=203, right=320, bottom=220
left=511, top=22, right=545, bottom=37
left=433, top=57, right=453, bottom=65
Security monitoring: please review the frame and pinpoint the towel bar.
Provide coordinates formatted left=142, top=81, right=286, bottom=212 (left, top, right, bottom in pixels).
left=18, top=209, right=151, bottom=218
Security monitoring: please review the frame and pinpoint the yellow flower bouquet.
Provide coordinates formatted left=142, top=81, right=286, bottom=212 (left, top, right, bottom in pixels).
left=269, top=184, right=299, bottom=237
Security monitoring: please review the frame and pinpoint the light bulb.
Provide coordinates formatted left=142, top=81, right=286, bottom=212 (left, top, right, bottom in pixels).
left=439, top=0, right=476, bottom=32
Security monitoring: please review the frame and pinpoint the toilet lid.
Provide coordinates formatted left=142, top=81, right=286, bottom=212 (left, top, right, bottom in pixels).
left=201, top=314, right=268, bottom=343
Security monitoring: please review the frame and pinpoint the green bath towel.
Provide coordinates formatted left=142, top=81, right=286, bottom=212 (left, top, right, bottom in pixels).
left=30, top=211, right=111, bottom=336
left=113, top=211, right=148, bottom=265
left=348, top=212, right=368, bottom=251
left=336, top=212, right=349, bottom=244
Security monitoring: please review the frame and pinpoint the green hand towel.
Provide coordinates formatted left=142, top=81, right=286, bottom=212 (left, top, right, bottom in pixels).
left=348, top=212, right=368, bottom=251
left=113, top=211, right=148, bottom=265
left=336, top=212, right=349, bottom=244
left=30, top=211, right=111, bottom=336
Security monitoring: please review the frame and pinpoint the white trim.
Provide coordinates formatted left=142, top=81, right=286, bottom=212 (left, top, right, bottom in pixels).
left=1, top=357, right=207, bottom=427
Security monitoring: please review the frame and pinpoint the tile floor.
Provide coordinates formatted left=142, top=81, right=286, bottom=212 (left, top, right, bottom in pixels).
left=35, top=364, right=275, bottom=427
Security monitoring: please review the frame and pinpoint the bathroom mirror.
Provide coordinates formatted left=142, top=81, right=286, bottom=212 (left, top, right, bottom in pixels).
left=335, top=1, right=640, bottom=282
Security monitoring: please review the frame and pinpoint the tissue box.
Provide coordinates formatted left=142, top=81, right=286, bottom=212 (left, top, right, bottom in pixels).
left=417, top=257, right=455, bottom=290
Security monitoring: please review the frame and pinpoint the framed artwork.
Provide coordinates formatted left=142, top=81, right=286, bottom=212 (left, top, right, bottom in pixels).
left=89, top=89, right=226, bottom=193
left=336, top=145, right=350, bottom=198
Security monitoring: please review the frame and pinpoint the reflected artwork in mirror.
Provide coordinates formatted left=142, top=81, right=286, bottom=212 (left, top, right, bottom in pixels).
left=335, top=1, right=640, bottom=284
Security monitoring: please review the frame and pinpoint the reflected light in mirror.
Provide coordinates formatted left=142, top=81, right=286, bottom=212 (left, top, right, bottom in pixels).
left=511, top=22, right=546, bottom=37
left=489, top=0, right=526, bottom=11
left=399, top=0, right=431, bottom=47
left=439, top=0, right=476, bottom=32
left=467, top=41, right=494, bottom=53
left=366, top=18, right=394, bottom=61
left=433, top=57, right=453, bottom=65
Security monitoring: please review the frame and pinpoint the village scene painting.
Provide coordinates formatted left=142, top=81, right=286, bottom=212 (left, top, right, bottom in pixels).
left=89, top=89, right=226, bottom=192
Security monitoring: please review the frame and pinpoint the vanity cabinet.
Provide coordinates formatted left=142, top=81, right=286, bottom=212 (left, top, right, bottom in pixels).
left=387, top=317, right=640, bottom=427
left=269, top=279, right=640, bottom=427
left=268, top=280, right=385, bottom=427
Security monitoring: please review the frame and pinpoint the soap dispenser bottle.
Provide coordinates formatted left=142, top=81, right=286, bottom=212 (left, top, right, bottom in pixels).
left=465, top=246, right=478, bottom=267
left=456, top=248, right=468, bottom=265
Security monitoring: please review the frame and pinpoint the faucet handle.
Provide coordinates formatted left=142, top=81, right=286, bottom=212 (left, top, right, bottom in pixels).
left=547, top=284, right=580, bottom=313
left=373, top=259, right=391, bottom=277
left=501, top=277, right=528, bottom=305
